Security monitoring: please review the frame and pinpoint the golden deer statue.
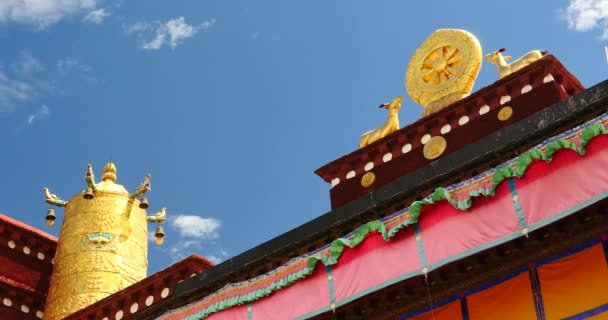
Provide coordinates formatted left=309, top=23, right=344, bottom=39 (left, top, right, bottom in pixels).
left=484, top=48, right=547, bottom=79
left=359, top=96, right=403, bottom=148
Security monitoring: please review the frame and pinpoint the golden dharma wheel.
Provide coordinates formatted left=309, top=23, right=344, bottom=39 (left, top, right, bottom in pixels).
left=405, top=29, right=482, bottom=116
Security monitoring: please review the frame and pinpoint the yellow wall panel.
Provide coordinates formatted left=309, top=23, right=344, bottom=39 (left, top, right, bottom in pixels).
left=538, top=244, right=608, bottom=320
left=467, top=272, right=537, bottom=320
left=409, top=301, right=462, bottom=320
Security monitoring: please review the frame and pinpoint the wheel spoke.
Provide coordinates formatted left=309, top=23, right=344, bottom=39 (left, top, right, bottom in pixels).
left=447, top=59, right=462, bottom=68
left=446, top=47, right=459, bottom=61
left=442, top=69, right=451, bottom=80
left=434, top=72, right=441, bottom=85
left=422, top=70, right=435, bottom=82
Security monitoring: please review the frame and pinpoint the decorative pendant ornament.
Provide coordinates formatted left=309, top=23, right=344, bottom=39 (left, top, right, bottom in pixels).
left=154, top=226, right=165, bottom=245
left=83, top=187, right=95, bottom=200
left=498, top=106, right=513, bottom=121
left=45, top=208, right=56, bottom=227
left=139, top=197, right=149, bottom=209
left=423, top=136, right=448, bottom=160
left=360, top=172, right=376, bottom=188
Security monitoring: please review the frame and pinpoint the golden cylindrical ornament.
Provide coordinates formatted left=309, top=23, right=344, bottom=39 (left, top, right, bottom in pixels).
left=44, top=188, right=148, bottom=320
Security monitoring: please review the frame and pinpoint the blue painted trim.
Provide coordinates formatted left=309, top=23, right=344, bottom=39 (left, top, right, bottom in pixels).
left=247, top=302, right=253, bottom=320
left=601, top=236, right=608, bottom=267
left=464, top=266, right=529, bottom=296
left=460, top=295, right=470, bottom=320
left=399, top=293, right=460, bottom=318
left=507, top=178, right=528, bottom=230
left=536, top=237, right=602, bottom=267
left=325, top=265, right=336, bottom=308
left=563, top=303, right=608, bottom=320
left=292, top=306, right=333, bottom=320
left=413, top=223, right=428, bottom=268
left=528, top=264, right=546, bottom=320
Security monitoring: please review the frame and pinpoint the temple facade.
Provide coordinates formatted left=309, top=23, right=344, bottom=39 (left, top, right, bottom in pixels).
left=0, top=29, right=607, bottom=319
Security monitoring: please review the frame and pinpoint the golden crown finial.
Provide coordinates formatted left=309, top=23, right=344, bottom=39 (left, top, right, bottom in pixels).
left=102, top=162, right=117, bottom=182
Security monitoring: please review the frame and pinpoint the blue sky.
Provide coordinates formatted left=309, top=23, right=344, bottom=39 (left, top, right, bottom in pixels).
left=1, top=0, right=607, bottom=274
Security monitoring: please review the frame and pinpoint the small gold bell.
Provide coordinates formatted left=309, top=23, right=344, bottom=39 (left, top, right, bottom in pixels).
left=154, top=226, right=165, bottom=245
left=46, top=208, right=56, bottom=227
left=83, top=187, right=94, bottom=200
left=139, top=197, right=149, bottom=209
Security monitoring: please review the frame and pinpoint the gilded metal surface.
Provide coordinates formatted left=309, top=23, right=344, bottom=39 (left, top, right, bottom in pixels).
left=86, top=164, right=97, bottom=191
left=359, top=96, right=403, bottom=148
left=405, top=29, right=482, bottom=116
left=131, top=173, right=151, bottom=198
left=423, top=136, right=447, bottom=160
left=147, top=207, right=166, bottom=223
left=43, top=187, right=67, bottom=207
left=498, top=106, right=513, bottom=121
left=44, top=163, right=149, bottom=320
left=360, top=172, right=376, bottom=188
left=484, top=48, right=546, bottom=79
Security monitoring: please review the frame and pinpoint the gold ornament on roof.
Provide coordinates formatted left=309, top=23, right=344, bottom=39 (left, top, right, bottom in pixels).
left=360, top=172, right=376, bottom=188
left=484, top=48, right=547, bottom=79
left=359, top=96, right=403, bottom=148
left=102, top=161, right=117, bottom=182
left=498, top=106, right=513, bottom=121
left=406, top=29, right=482, bottom=116
left=42, top=161, right=169, bottom=319
left=423, top=136, right=447, bottom=160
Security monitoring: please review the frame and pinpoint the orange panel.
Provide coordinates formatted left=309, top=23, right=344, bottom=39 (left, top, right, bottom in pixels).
left=409, top=301, right=462, bottom=320
left=538, top=244, right=608, bottom=320
left=467, top=272, right=537, bottom=320
left=586, top=311, right=608, bottom=320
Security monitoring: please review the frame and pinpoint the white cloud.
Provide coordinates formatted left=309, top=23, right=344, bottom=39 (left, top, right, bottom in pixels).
left=128, top=17, right=215, bottom=50
left=124, top=21, right=152, bottom=35
left=172, top=214, right=221, bottom=239
left=83, top=8, right=109, bottom=24
left=205, top=249, right=229, bottom=264
left=12, top=51, right=44, bottom=75
left=164, top=240, right=228, bottom=264
left=27, top=104, right=49, bottom=124
left=56, top=57, right=97, bottom=83
left=168, top=240, right=200, bottom=262
left=0, top=0, right=101, bottom=29
left=200, top=18, right=215, bottom=30
left=563, top=0, right=608, bottom=38
left=56, top=57, right=91, bottom=75
left=0, top=70, right=32, bottom=112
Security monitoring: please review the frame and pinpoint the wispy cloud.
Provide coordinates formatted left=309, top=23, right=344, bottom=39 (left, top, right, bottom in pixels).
left=56, top=57, right=97, bottom=83
left=83, top=8, right=110, bottom=25
left=162, top=213, right=226, bottom=264
left=172, top=214, right=221, bottom=239
left=12, top=51, right=44, bottom=76
left=0, top=70, right=32, bottom=112
left=0, top=0, right=101, bottom=29
left=165, top=240, right=228, bottom=264
left=206, top=249, right=229, bottom=264
left=562, top=0, right=608, bottom=38
left=126, top=17, right=216, bottom=50
left=27, top=104, right=49, bottom=124
left=56, top=57, right=91, bottom=75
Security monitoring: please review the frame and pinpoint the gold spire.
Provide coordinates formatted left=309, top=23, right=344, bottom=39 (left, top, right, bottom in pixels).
left=43, top=161, right=159, bottom=319
left=102, top=161, right=117, bottom=182
left=96, top=162, right=128, bottom=194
